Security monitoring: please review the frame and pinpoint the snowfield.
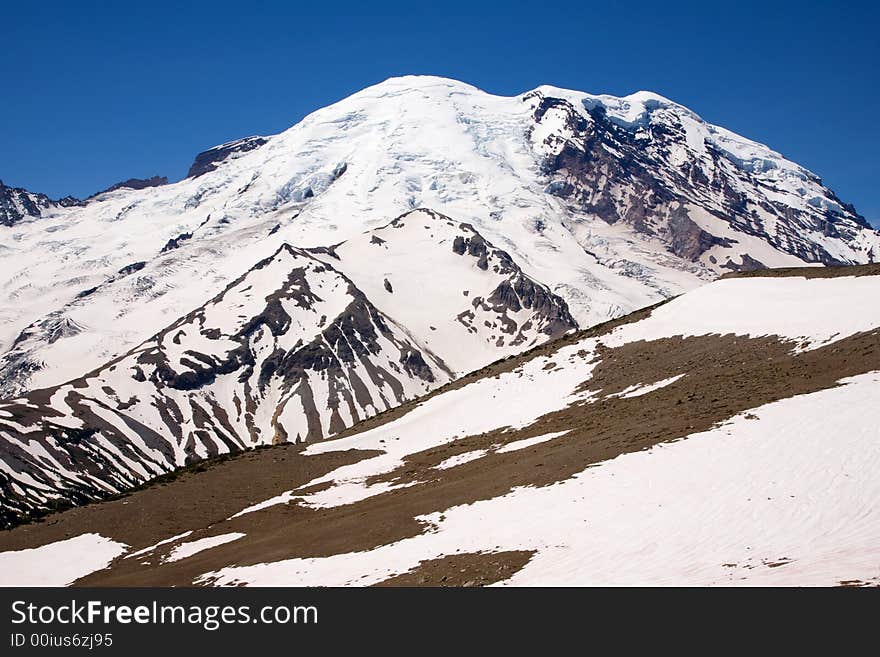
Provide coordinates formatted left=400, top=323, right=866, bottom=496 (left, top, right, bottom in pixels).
left=192, top=272, right=880, bottom=586
left=220, top=272, right=880, bottom=519
left=0, top=534, right=127, bottom=586
left=606, top=275, right=880, bottom=350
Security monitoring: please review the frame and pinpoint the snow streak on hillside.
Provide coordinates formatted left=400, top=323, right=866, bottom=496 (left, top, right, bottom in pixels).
left=0, top=210, right=575, bottom=521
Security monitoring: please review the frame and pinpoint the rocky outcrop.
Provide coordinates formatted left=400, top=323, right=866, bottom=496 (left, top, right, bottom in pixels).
left=667, top=206, right=733, bottom=261
left=93, top=176, right=168, bottom=196
left=187, top=136, right=269, bottom=178
left=0, top=179, right=82, bottom=227
left=444, top=214, right=578, bottom=345
left=527, top=92, right=875, bottom=267
left=720, top=254, right=766, bottom=273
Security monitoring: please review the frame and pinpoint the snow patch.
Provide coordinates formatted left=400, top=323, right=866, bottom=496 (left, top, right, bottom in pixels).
left=164, top=533, right=245, bottom=563
left=612, top=374, right=686, bottom=399
left=0, top=534, right=128, bottom=586
left=435, top=449, right=490, bottom=470
left=496, top=430, right=570, bottom=454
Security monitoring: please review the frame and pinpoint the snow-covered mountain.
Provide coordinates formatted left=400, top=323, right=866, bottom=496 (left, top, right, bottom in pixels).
left=313, top=209, right=576, bottom=373
left=0, top=209, right=578, bottom=521
left=2, top=265, right=878, bottom=586
left=0, top=179, right=82, bottom=227
left=1, top=75, right=879, bottom=521
left=2, top=76, right=877, bottom=402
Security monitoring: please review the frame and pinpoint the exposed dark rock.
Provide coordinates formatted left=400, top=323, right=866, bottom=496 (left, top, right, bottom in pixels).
left=527, top=91, right=876, bottom=267
left=306, top=245, right=340, bottom=260
left=477, top=275, right=577, bottom=345
left=545, top=180, right=574, bottom=197
left=446, top=215, right=578, bottom=345
left=43, top=317, right=84, bottom=344
left=823, top=216, right=839, bottom=238
left=452, top=229, right=517, bottom=274
left=0, top=179, right=82, bottom=227
left=720, top=254, right=767, bottom=273
left=667, top=207, right=732, bottom=261
left=94, top=176, right=168, bottom=197
left=399, top=348, right=434, bottom=382
left=76, top=285, right=101, bottom=299
left=117, top=261, right=147, bottom=276
left=161, top=232, right=193, bottom=252
left=187, top=136, right=268, bottom=179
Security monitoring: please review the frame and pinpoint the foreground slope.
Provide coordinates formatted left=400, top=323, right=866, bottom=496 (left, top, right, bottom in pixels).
left=2, top=76, right=878, bottom=399
left=1, top=265, right=878, bottom=586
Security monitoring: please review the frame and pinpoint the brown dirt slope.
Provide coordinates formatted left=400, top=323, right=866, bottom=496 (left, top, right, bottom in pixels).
left=721, top=262, right=880, bottom=279
left=373, top=551, right=535, bottom=587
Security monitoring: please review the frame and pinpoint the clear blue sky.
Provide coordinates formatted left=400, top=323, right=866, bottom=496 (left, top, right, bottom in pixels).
left=2, top=0, right=878, bottom=225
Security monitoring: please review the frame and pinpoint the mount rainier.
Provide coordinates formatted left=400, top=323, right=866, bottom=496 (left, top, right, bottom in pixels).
left=0, top=75, right=878, bottom=522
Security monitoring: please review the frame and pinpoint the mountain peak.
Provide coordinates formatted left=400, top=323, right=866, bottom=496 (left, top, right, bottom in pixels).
left=1, top=74, right=878, bottom=405
left=369, top=74, right=484, bottom=92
